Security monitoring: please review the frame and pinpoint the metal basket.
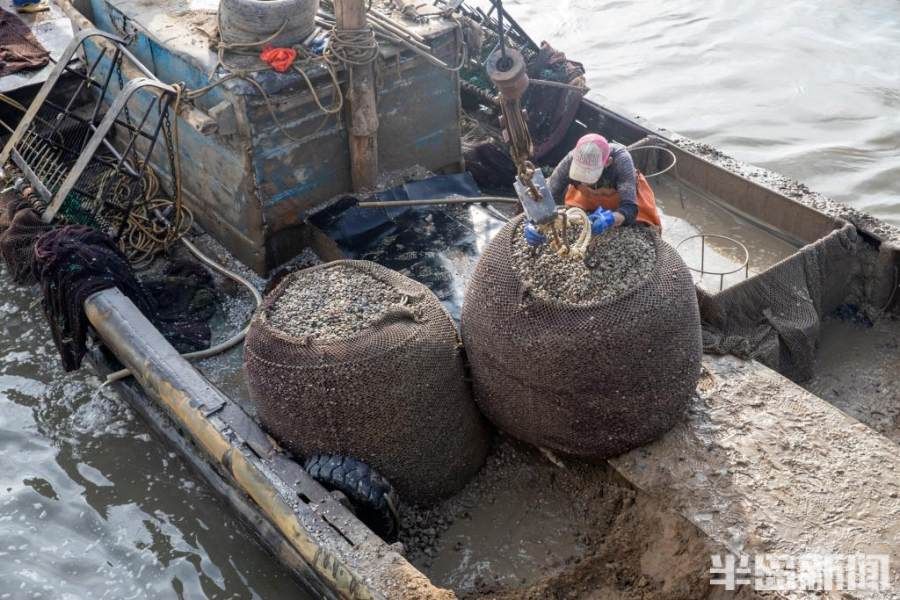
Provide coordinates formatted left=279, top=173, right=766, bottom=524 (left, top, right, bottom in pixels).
left=676, top=233, right=750, bottom=291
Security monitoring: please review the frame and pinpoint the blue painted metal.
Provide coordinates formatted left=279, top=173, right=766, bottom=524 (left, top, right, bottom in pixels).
left=83, top=0, right=464, bottom=272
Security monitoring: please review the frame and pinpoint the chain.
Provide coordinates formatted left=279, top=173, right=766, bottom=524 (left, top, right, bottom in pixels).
left=518, top=160, right=541, bottom=204
left=161, top=98, right=178, bottom=222
left=114, top=51, right=134, bottom=131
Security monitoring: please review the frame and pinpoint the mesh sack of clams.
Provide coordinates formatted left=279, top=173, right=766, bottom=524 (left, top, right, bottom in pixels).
left=245, top=260, right=489, bottom=503
left=461, top=215, right=702, bottom=459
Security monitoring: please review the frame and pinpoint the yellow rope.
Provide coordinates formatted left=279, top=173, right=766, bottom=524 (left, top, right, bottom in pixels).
left=98, top=85, right=194, bottom=267
left=538, top=207, right=592, bottom=260
left=324, top=27, right=379, bottom=67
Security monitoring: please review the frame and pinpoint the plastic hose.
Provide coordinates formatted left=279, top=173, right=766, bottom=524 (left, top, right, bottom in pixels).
left=101, top=237, right=262, bottom=385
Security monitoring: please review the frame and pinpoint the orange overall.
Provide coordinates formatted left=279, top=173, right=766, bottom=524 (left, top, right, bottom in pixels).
left=563, top=171, right=662, bottom=229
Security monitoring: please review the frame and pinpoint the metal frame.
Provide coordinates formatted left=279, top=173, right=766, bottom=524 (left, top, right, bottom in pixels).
left=676, top=233, right=750, bottom=292
left=628, top=144, right=678, bottom=179
left=0, top=28, right=177, bottom=225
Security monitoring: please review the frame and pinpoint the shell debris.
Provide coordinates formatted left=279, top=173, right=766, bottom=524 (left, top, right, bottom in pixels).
left=510, top=223, right=658, bottom=304
left=268, top=265, right=407, bottom=341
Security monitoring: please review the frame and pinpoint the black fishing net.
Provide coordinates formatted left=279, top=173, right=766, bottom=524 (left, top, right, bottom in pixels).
left=0, top=187, right=22, bottom=230
left=463, top=141, right=518, bottom=193
left=244, top=260, right=490, bottom=503
left=461, top=215, right=702, bottom=460
left=0, top=191, right=53, bottom=284
left=699, top=222, right=861, bottom=381
left=31, top=226, right=213, bottom=371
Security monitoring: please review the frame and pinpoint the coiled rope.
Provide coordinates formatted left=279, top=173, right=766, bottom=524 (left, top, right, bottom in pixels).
left=325, top=27, right=379, bottom=66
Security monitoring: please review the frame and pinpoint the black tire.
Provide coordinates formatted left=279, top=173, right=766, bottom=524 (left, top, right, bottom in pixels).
left=219, top=0, right=319, bottom=46
left=304, top=454, right=400, bottom=542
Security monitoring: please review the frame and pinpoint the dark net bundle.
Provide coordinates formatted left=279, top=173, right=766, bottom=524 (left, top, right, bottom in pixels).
left=461, top=215, right=702, bottom=460
left=245, top=260, right=490, bottom=503
left=0, top=187, right=22, bottom=230
left=0, top=193, right=53, bottom=284
left=32, top=226, right=212, bottom=371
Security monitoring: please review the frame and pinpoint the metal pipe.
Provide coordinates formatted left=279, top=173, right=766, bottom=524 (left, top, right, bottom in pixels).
left=369, top=23, right=431, bottom=53
left=368, top=8, right=427, bottom=43
left=83, top=288, right=376, bottom=599
left=529, top=77, right=585, bottom=92
left=357, top=196, right=518, bottom=208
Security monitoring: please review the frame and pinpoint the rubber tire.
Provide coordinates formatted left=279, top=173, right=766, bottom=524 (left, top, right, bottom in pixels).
left=218, top=0, right=319, bottom=47
left=304, top=454, right=400, bottom=542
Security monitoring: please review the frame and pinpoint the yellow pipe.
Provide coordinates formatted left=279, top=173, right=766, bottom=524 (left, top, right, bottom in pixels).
left=84, top=288, right=374, bottom=600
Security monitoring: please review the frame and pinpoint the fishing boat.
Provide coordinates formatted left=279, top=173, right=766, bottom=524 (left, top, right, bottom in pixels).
left=1, top=0, right=898, bottom=597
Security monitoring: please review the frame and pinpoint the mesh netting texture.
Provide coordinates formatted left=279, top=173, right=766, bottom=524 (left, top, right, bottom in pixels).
left=699, top=222, right=861, bottom=381
left=244, top=260, right=490, bottom=503
left=461, top=215, right=702, bottom=459
left=0, top=190, right=53, bottom=284
left=31, top=226, right=212, bottom=371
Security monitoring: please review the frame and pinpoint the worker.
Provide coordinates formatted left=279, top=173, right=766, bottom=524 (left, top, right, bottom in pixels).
left=524, top=134, right=661, bottom=245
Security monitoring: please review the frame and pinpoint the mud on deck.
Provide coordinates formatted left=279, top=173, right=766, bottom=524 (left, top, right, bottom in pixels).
left=398, top=438, right=767, bottom=600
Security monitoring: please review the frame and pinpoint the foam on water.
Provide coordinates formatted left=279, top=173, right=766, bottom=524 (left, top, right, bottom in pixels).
left=0, top=270, right=303, bottom=598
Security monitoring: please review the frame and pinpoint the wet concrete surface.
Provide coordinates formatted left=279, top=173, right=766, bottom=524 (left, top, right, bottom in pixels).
left=400, top=439, right=742, bottom=599
left=612, top=354, right=900, bottom=597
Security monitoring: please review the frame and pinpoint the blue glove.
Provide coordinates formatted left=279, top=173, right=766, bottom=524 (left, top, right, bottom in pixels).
left=523, top=222, right=547, bottom=246
left=589, top=209, right=616, bottom=236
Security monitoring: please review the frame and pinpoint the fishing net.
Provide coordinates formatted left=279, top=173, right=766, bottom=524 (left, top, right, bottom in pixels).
left=244, top=260, right=490, bottom=504
left=0, top=193, right=54, bottom=284
left=0, top=188, right=22, bottom=230
left=461, top=215, right=702, bottom=460
left=699, top=222, right=861, bottom=381
left=0, top=7, right=50, bottom=77
left=31, top=226, right=213, bottom=371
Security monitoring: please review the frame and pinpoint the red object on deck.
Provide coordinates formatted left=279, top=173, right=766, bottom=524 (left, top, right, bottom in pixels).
left=260, top=45, right=297, bottom=73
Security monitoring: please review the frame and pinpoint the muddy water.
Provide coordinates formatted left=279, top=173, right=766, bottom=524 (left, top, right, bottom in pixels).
left=804, top=316, right=900, bottom=443
left=496, top=0, right=900, bottom=227
left=654, top=174, right=799, bottom=290
left=4, top=2, right=900, bottom=599
left=0, top=280, right=303, bottom=598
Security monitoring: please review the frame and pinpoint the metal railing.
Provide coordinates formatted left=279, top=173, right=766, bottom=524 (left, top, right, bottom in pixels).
left=0, top=29, right=177, bottom=242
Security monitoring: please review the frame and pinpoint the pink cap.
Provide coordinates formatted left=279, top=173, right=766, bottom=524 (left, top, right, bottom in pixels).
left=569, top=134, right=611, bottom=184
